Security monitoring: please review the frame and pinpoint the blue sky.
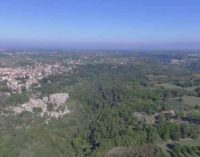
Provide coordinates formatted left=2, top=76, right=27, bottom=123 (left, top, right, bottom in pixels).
left=0, top=0, right=200, bottom=49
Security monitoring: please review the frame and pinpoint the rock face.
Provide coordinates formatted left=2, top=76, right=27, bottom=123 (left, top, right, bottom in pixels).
left=13, top=99, right=47, bottom=114
left=44, top=93, right=69, bottom=107
left=13, top=93, right=70, bottom=118
left=133, top=112, right=155, bottom=125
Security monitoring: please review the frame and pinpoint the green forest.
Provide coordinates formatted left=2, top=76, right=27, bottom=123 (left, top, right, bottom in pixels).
left=0, top=52, right=200, bottom=157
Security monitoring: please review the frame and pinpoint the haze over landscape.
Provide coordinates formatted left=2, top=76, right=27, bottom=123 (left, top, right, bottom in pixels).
left=1, top=0, right=200, bottom=49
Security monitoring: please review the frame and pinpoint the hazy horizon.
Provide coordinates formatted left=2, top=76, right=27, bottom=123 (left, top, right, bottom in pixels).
left=1, top=0, right=200, bottom=49
left=1, top=40, right=200, bottom=50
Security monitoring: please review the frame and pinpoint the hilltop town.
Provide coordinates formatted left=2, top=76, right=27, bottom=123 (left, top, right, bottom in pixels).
left=0, top=61, right=74, bottom=92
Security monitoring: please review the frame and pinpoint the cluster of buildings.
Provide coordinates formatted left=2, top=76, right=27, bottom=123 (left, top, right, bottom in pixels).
left=0, top=62, right=73, bottom=92
left=171, top=53, right=200, bottom=65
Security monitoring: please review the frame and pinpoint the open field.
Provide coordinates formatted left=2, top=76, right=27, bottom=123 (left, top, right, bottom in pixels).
left=183, top=96, right=200, bottom=106
left=179, top=138, right=200, bottom=146
left=157, top=138, right=200, bottom=157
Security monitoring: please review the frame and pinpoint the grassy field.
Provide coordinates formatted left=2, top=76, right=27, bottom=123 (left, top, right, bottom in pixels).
left=155, top=83, right=182, bottom=89
left=155, top=82, right=200, bottom=92
left=179, top=138, right=200, bottom=146
left=183, top=96, right=200, bottom=106
left=157, top=138, right=200, bottom=157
